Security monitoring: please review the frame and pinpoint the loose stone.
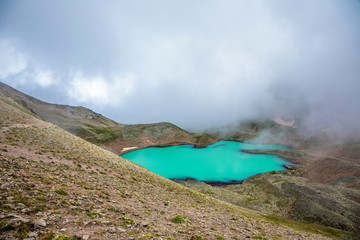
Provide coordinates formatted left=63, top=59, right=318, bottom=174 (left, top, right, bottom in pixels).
left=117, top=227, right=126, bottom=233
left=141, top=221, right=149, bottom=227
left=35, top=218, right=47, bottom=228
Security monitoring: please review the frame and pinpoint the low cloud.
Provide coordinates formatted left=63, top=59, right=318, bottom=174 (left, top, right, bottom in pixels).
left=68, top=71, right=134, bottom=106
left=32, top=68, right=56, bottom=88
left=0, top=39, right=27, bottom=80
left=0, top=0, right=360, bottom=140
left=0, top=40, right=57, bottom=88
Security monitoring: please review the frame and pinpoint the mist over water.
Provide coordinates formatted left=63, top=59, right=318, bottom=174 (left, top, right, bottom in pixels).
left=1, top=0, right=360, bottom=141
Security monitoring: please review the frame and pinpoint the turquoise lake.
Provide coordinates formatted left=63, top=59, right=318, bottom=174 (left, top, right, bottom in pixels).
left=121, top=140, right=292, bottom=183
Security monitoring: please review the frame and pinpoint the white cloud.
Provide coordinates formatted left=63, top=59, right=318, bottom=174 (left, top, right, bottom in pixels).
left=68, top=71, right=134, bottom=106
left=0, top=40, right=28, bottom=80
left=33, top=68, right=56, bottom=87
left=0, top=40, right=57, bottom=88
left=1, top=0, right=360, bottom=134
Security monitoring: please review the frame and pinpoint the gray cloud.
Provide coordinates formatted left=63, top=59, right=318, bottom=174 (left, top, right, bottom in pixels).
left=1, top=0, right=360, bottom=138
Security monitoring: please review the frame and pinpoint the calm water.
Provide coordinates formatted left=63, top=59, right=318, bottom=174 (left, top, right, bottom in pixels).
left=121, top=140, right=292, bottom=182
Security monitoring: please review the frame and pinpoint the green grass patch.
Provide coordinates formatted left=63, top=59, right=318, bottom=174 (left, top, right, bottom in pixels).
left=122, top=217, right=135, bottom=225
left=0, top=220, right=15, bottom=231
left=263, top=215, right=357, bottom=240
left=35, top=196, right=48, bottom=202
left=85, top=212, right=102, bottom=219
left=170, top=215, right=191, bottom=224
left=84, top=125, right=120, bottom=144
left=190, top=235, right=204, bottom=240
left=54, top=188, right=68, bottom=196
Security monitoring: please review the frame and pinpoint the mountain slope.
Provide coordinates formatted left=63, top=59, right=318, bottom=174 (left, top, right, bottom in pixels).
left=0, top=86, right=353, bottom=239
left=176, top=147, right=360, bottom=235
left=177, top=170, right=360, bottom=234
left=0, top=82, right=216, bottom=154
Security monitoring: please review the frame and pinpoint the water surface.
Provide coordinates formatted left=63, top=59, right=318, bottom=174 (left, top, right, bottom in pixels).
left=121, top=140, right=292, bottom=183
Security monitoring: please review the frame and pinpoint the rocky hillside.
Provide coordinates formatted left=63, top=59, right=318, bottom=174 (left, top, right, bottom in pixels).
left=0, top=82, right=216, bottom=155
left=177, top=170, right=360, bottom=234
left=177, top=146, right=360, bottom=236
left=1, top=84, right=354, bottom=239
left=187, top=116, right=360, bottom=235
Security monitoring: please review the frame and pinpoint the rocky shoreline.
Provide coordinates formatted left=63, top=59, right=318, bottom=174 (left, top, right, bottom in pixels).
left=172, top=177, right=244, bottom=187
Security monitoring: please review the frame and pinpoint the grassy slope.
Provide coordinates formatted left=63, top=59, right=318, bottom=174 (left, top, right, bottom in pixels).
left=0, top=82, right=216, bottom=155
left=0, top=87, right=349, bottom=239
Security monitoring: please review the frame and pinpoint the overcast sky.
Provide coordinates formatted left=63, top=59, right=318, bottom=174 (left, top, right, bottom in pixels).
left=1, top=0, right=360, bottom=136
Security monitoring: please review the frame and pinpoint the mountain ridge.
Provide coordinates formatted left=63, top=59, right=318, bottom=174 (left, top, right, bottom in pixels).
left=0, top=82, right=216, bottom=154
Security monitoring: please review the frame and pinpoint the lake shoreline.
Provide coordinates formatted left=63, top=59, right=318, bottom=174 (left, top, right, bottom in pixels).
left=241, top=149, right=301, bottom=165
left=172, top=177, right=244, bottom=187
left=120, top=139, right=294, bottom=155
left=120, top=141, right=194, bottom=154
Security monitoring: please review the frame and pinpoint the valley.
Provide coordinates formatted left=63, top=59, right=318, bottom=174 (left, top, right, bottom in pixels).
left=0, top=82, right=359, bottom=240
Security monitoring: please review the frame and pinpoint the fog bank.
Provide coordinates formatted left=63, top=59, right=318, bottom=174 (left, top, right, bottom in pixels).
left=1, top=0, right=360, bottom=140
